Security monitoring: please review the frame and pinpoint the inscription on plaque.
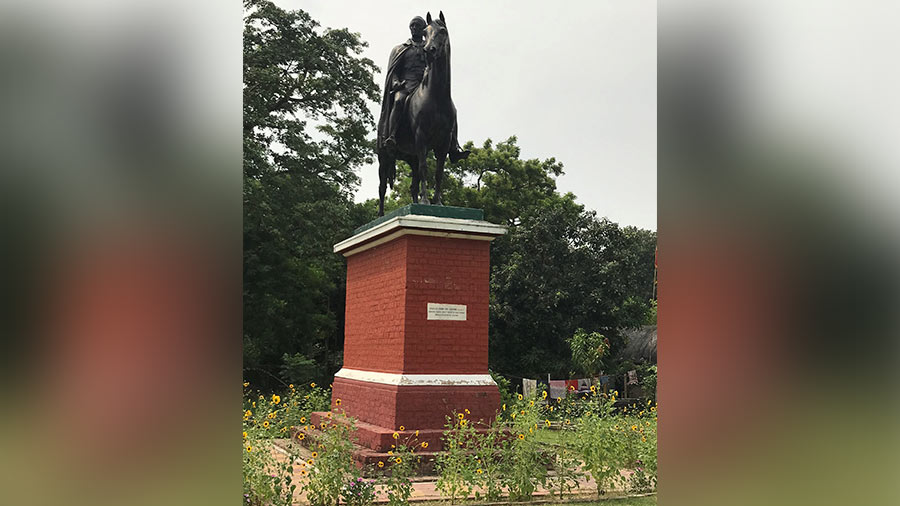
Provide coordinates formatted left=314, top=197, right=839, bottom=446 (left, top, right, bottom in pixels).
left=427, top=303, right=467, bottom=321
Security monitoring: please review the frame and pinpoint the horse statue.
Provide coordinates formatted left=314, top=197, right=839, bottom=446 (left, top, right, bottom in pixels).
left=376, top=11, right=464, bottom=216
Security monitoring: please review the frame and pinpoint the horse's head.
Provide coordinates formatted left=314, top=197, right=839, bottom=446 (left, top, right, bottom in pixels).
left=424, top=11, right=449, bottom=62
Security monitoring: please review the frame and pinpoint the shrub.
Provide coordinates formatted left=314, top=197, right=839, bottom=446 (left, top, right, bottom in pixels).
left=470, top=416, right=508, bottom=502
left=303, top=414, right=357, bottom=506
left=341, top=477, right=376, bottom=506
left=378, top=431, right=421, bottom=506
left=435, top=412, right=478, bottom=504
left=501, top=392, right=549, bottom=501
left=242, top=385, right=299, bottom=505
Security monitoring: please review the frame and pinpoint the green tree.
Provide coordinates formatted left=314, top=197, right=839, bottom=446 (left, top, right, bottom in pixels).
left=568, top=329, right=610, bottom=378
left=243, top=0, right=378, bottom=391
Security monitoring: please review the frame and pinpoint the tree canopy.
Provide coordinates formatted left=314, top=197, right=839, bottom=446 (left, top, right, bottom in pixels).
left=243, top=0, right=378, bottom=390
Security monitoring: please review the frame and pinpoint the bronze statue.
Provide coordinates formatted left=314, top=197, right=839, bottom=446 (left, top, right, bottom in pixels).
left=376, top=11, right=469, bottom=216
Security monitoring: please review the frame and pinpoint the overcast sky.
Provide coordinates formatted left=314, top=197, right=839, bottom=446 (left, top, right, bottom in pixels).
left=280, top=1, right=656, bottom=230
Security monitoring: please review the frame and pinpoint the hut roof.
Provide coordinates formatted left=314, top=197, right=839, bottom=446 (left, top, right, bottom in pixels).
left=619, top=324, right=657, bottom=364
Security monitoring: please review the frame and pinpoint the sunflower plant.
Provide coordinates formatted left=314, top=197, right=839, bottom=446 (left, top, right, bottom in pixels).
left=303, top=415, right=357, bottom=506
left=378, top=434, right=420, bottom=506
left=501, top=393, right=549, bottom=501
left=435, top=412, right=479, bottom=504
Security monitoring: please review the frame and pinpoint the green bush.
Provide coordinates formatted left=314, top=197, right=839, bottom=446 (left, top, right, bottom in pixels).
left=303, top=414, right=358, bottom=506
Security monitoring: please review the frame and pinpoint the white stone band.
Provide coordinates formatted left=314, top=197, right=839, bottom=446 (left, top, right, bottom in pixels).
left=334, top=368, right=497, bottom=386
left=334, top=215, right=507, bottom=255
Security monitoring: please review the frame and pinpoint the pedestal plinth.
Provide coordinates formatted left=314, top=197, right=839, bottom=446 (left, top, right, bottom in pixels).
left=324, top=204, right=506, bottom=452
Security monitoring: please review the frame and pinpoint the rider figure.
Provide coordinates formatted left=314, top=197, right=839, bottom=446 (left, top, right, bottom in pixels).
left=380, top=16, right=469, bottom=162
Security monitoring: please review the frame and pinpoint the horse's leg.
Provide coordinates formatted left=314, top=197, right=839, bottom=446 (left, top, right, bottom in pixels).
left=433, top=151, right=447, bottom=206
left=415, top=140, right=430, bottom=204
left=410, top=165, right=419, bottom=205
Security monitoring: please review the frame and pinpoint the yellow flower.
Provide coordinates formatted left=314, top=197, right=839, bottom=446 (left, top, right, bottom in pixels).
left=311, top=452, right=318, bottom=458
left=335, top=399, right=342, bottom=406
left=545, top=419, right=551, bottom=427
left=517, top=394, right=523, bottom=400
left=318, top=444, right=324, bottom=449
left=529, top=400, right=535, bottom=406
left=310, top=382, right=316, bottom=388
left=267, top=412, right=276, bottom=419
left=399, top=425, right=405, bottom=431
left=258, top=395, right=264, bottom=400
left=415, top=430, right=419, bottom=437
left=590, top=385, right=596, bottom=393
left=565, top=419, right=571, bottom=425
left=300, top=469, right=308, bottom=476
left=242, top=431, right=248, bottom=439
left=457, top=413, right=464, bottom=420
left=518, top=434, right=525, bottom=440
left=502, top=404, right=506, bottom=411
left=388, top=451, right=393, bottom=455
left=631, top=425, right=638, bottom=431
left=262, top=421, right=269, bottom=429
left=300, top=417, right=306, bottom=424
left=542, top=390, right=548, bottom=399
left=421, top=442, right=429, bottom=448
left=289, top=384, right=294, bottom=389
left=550, top=406, right=554, bottom=412
left=243, top=382, right=249, bottom=387
left=392, top=432, right=399, bottom=439
left=307, top=459, right=314, bottom=465
left=520, top=410, right=525, bottom=415
left=529, top=427, right=533, bottom=434
left=477, top=468, right=483, bottom=474
left=252, top=402, right=256, bottom=408
left=297, top=433, right=305, bottom=440
left=271, top=395, right=281, bottom=405
left=460, top=419, right=467, bottom=426
left=464, top=409, right=470, bottom=415
left=244, top=410, right=252, bottom=418
left=321, top=422, right=327, bottom=429
left=378, top=461, right=384, bottom=468
left=246, top=445, right=252, bottom=452
left=395, top=457, right=402, bottom=464
left=511, top=413, right=517, bottom=419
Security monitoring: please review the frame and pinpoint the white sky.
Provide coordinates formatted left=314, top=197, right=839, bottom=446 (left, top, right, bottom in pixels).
left=280, top=1, right=657, bottom=230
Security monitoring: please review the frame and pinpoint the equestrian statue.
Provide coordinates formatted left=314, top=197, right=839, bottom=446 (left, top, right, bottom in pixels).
left=376, top=11, right=470, bottom=216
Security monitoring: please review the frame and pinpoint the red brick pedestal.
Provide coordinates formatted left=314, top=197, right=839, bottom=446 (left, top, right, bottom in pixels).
left=321, top=206, right=506, bottom=452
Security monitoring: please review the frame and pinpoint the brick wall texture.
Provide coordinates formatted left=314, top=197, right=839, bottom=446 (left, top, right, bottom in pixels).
left=337, top=232, right=499, bottom=433
left=343, top=234, right=491, bottom=374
